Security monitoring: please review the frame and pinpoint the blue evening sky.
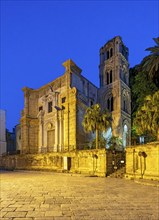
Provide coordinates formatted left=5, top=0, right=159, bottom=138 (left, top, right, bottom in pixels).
left=1, top=0, right=158, bottom=131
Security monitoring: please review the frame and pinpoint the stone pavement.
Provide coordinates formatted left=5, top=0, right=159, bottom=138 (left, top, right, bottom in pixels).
left=0, top=171, right=159, bottom=220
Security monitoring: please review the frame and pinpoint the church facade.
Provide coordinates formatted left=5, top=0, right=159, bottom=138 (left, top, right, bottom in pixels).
left=20, top=36, right=131, bottom=154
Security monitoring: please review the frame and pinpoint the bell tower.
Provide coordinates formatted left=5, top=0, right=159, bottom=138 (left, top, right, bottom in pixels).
left=98, top=36, right=131, bottom=146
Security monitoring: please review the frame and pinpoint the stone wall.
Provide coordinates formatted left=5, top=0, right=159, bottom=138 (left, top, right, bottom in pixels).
left=125, top=142, right=159, bottom=180
left=0, top=149, right=106, bottom=177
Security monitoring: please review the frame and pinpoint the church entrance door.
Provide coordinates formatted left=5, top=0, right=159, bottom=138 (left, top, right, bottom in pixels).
left=47, top=130, right=55, bottom=152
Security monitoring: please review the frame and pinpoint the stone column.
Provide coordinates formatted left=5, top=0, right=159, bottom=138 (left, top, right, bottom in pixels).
left=61, top=110, right=64, bottom=152
left=54, top=111, right=58, bottom=152
left=37, top=110, right=45, bottom=153
left=58, top=117, right=61, bottom=152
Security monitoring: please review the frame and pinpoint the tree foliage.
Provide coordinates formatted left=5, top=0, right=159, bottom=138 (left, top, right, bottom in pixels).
left=130, top=37, right=159, bottom=144
left=82, top=104, right=111, bottom=149
left=134, top=91, right=159, bottom=141
left=131, top=71, right=158, bottom=114
left=141, top=37, right=159, bottom=86
left=107, top=136, right=123, bottom=151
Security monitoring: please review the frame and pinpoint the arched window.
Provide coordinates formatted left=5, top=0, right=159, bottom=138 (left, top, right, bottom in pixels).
left=107, top=99, right=110, bottom=110
left=111, top=97, right=114, bottom=111
left=107, top=51, right=109, bottom=59
left=124, top=100, right=126, bottom=111
left=107, top=97, right=114, bottom=112
left=123, top=124, right=128, bottom=147
left=48, top=101, right=52, bottom=113
left=107, top=72, right=109, bottom=84
left=110, top=48, right=113, bottom=57
left=110, top=70, right=112, bottom=83
left=123, top=96, right=127, bottom=112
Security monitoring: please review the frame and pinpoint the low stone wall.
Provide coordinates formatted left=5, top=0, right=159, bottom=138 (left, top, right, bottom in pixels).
left=125, top=142, right=159, bottom=180
left=0, top=149, right=106, bottom=177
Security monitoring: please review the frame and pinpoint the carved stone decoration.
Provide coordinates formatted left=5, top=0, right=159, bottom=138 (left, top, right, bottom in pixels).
left=47, top=94, right=54, bottom=102
left=45, top=120, right=55, bottom=130
left=71, top=87, right=77, bottom=95
left=47, top=123, right=53, bottom=130
left=41, top=96, right=47, bottom=103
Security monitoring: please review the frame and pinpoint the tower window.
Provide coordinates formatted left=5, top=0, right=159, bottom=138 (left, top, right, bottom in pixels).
left=107, top=99, right=110, bottom=110
left=123, top=99, right=127, bottom=112
left=111, top=97, right=114, bottom=111
left=106, top=70, right=113, bottom=85
left=124, top=100, right=126, bottom=111
left=110, top=48, right=113, bottom=57
left=62, top=97, right=66, bottom=103
left=110, top=70, right=112, bottom=83
left=107, top=97, right=114, bottom=112
left=48, top=101, right=52, bottom=113
left=107, top=72, right=109, bottom=85
left=107, top=51, right=109, bottom=59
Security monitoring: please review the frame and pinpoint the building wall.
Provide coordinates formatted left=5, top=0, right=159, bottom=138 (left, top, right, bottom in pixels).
left=0, top=109, right=7, bottom=155
left=125, top=142, right=159, bottom=180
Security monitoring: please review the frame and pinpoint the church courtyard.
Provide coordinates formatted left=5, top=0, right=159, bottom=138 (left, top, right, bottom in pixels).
left=0, top=171, right=158, bottom=220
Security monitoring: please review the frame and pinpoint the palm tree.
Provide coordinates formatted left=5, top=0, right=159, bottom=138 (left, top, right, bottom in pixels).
left=134, top=90, right=159, bottom=141
left=141, top=37, right=159, bottom=86
left=82, top=104, right=111, bottom=149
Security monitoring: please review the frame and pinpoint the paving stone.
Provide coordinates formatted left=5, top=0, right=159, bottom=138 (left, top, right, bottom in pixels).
left=45, top=211, right=63, bottom=217
left=26, top=211, right=45, bottom=217
left=0, top=211, right=7, bottom=218
left=8, top=204, right=23, bottom=208
left=40, top=204, right=50, bottom=208
left=49, top=204, right=61, bottom=210
left=4, top=211, right=27, bottom=217
left=62, top=210, right=72, bottom=217
left=1, top=207, right=16, bottom=212
left=15, top=207, right=34, bottom=211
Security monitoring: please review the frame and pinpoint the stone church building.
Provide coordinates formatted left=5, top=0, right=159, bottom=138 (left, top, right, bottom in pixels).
left=20, top=36, right=131, bottom=154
